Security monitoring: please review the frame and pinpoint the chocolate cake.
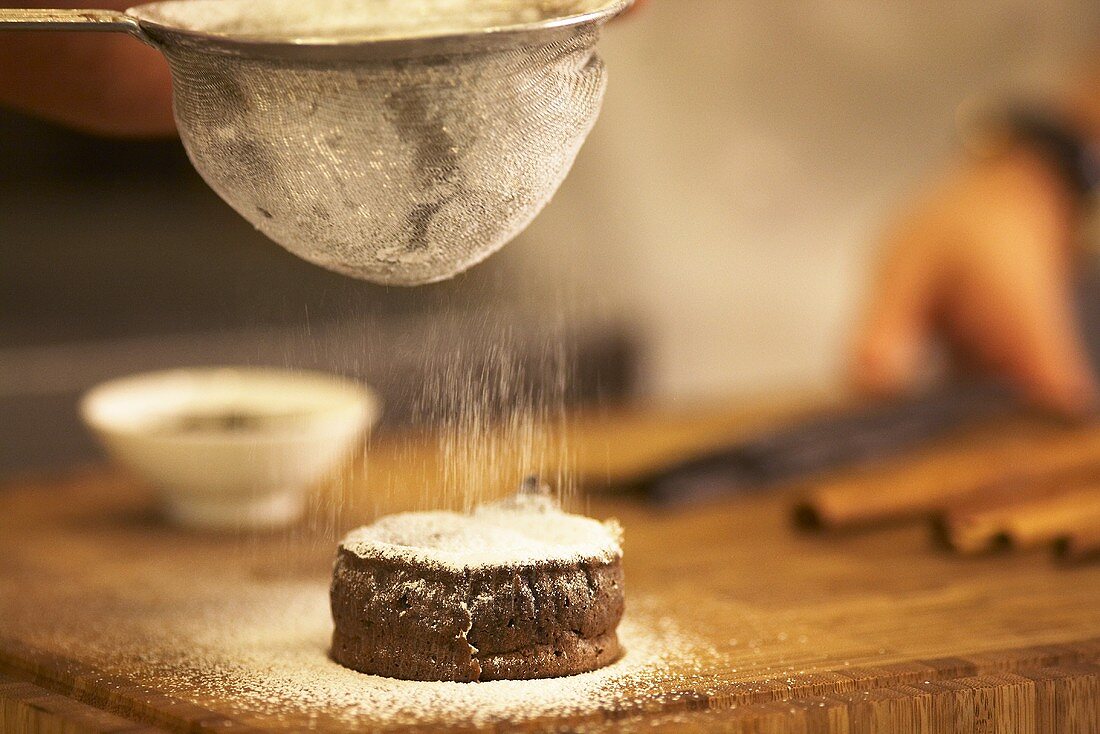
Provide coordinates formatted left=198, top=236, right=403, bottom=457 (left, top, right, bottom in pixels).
left=330, top=488, right=624, bottom=682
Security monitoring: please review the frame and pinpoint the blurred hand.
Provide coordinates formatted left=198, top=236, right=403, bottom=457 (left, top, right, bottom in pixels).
left=851, top=145, right=1096, bottom=416
left=0, top=1, right=175, bottom=137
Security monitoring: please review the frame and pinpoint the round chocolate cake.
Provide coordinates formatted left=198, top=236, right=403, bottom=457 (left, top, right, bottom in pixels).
left=330, top=489, right=624, bottom=682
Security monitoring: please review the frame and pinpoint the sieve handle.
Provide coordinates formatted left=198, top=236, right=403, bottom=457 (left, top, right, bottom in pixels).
left=0, top=8, right=148, bottom=41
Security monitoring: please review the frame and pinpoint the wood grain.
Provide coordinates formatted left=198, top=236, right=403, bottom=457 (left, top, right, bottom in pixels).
left=1, top=400, right=1099, bottom=732
left=0, top=671, right=163, bottom=734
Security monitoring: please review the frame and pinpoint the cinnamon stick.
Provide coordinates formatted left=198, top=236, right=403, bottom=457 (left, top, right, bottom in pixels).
left=793, top=422, right=1100, bottom=531
left=1053, top=511, right=1100, bottom=563
left=936, top=485, right=1100, bottom=555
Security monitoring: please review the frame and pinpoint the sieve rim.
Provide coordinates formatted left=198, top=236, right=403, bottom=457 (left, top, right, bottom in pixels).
left=127, top=0, right=632, bottom=61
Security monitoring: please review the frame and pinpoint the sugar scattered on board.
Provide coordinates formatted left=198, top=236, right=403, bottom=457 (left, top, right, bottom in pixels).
left=12, top=580, right=717, bottom=729
left=207, top=590, right=705, bottom=728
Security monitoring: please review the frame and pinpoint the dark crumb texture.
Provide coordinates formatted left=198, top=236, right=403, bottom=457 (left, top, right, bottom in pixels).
left=330, top=548, right=625, bottom=682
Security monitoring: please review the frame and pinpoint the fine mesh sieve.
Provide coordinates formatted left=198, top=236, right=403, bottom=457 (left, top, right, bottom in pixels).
left=0, top=0, right=630, bottom=285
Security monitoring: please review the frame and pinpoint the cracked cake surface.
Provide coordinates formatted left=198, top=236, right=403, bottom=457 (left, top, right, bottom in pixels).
left=330, top=492, right=625, bottom=681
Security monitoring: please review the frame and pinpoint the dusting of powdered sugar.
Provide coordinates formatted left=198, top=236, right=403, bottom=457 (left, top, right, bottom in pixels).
left=341, top=490, right=622, bottom=569
left=184, top=585, right=713, bottom=729
left=7, top=580, right=718, bottom=730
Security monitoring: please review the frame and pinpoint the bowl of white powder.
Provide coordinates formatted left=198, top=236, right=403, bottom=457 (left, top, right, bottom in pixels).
left=81, top=367, right=379, bottom=530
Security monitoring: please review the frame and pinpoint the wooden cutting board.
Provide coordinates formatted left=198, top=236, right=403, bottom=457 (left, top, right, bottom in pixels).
left=1, top=399, right=1098, bottom=733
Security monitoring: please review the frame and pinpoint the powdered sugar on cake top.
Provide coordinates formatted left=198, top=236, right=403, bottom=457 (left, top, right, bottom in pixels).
left=341, top=493, right=622, bottom=569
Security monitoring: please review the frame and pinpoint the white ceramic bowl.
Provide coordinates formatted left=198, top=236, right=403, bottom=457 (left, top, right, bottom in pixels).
left=80, top=367, right=380, bottom=530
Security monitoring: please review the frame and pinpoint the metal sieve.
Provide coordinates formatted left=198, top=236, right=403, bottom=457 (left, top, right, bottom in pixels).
left=0, top=0, right=630, bottom=285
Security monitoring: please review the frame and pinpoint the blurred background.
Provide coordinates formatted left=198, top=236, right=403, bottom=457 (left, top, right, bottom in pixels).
left=3, top=0, right=1100, bottom=473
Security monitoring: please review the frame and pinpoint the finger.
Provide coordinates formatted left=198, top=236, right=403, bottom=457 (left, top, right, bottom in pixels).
left=1004, top=289, right=1097, bottom=417
left=850, top=228, right=937, bottom=397
left=947, top=256, right=1097, bottom=417
left=0, top=0, right=175, bottom=137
